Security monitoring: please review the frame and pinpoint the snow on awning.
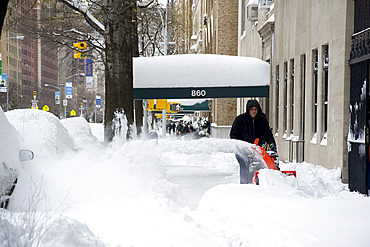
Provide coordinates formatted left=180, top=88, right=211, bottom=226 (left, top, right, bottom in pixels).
left=133, top=54, right=270, bottom=99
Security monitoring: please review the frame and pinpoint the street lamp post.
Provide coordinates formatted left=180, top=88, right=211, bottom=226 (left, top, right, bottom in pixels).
left=45, top=73, right=85, bottom=118
left=63, top=73, right=84, bottom=118
left=0, top=36, right=25, bottom=43
left=57, top=83, right=68, bottom=119
left=66, top=73, right=85, bottom=79
left=44, top=83, right=63, bottom=118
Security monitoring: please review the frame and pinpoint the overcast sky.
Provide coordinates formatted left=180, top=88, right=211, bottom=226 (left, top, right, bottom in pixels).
left=158, top=0, right=167, bottom=6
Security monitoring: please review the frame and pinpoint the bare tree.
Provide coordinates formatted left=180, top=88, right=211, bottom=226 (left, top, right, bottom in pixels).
left=3, top=0, right=162, bottom=140
left=137, top=4, right=165, bottom=56
left=56, top=0, right=161, bottom=141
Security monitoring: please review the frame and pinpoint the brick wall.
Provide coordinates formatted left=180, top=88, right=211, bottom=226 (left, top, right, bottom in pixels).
left=211, top=0, right=239, bottom=126
left=212, top=98, right=237, bottom=126
left=214, top=0, right=239, bottom=56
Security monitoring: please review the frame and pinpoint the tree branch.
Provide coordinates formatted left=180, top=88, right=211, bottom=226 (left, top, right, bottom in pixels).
left=57, top=0, right=105, bottom=36
left=137, top=0, right=156, bottom=8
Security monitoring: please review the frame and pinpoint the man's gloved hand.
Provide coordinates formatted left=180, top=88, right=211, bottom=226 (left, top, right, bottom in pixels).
left=269, top=143, right=277, bottom=152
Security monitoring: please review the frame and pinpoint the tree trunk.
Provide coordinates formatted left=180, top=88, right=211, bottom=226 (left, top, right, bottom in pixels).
left=132, top=3, right=143, bottom=137
left=103, top=0, right=136, bottom=141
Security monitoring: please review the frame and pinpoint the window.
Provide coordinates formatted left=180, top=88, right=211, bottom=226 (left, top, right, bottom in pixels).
left=241, top=0, right=246, bottom=32
left=284, top=62, right=288, bottom=135
left=312, top=49, right=318, bottom=135
left=258, top=0, right=273, bottom=9
left=247, top=1, right=258, bottom=21
left=290, top=59, right=294, bottom=134
left=275, top=65, right=279, bottom=133
left=322, top=45, right=329, bottom=136
left=300, top=54, right=306, bottom=139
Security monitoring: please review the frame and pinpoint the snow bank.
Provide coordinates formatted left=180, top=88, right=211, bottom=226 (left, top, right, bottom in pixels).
left=2, top=109, right=370, bottom=247
left=278, top=162, right=347, bottom=198
left=190, top=161, right=365, bottom=247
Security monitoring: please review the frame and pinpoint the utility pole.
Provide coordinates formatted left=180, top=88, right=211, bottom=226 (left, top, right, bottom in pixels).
left=161, top=0, right=170, bottom=137
left=164, top=0, right=169, bottom=56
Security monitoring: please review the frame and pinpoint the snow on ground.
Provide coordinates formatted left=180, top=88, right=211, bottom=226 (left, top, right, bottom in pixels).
left=1, top=108, right=370, bottom=247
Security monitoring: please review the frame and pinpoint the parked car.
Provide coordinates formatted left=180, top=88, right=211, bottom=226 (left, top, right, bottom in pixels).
left=0, top=107, right=34, bottom=209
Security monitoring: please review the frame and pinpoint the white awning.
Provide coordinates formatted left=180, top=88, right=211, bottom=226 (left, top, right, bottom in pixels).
left=133, top=54, right=270, bottom=99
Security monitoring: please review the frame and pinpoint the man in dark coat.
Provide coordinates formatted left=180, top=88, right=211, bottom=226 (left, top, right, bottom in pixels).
left=230, top=99, right=276, bottom=149
left=230, top=99, right=277, bottom=184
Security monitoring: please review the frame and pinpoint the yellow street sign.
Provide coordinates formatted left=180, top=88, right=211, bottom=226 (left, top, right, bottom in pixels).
left=70, top=110, right=76, bottom=116
left=156, top=99, right=167, bottom=110
left=42, top=105, right=49, bottom=111
left=148, top=99, right=154, bottom=110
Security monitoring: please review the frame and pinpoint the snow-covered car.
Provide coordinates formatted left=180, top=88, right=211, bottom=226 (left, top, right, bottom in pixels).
left=0, top=107, right=34, bottom=209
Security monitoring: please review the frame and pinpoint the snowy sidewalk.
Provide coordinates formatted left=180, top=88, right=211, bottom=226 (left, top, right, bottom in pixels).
left=166, top=165, right=237, bottom=209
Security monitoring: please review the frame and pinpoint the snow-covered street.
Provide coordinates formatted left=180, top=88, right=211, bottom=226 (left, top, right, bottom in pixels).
left=1, top=109, right=370, bottom=247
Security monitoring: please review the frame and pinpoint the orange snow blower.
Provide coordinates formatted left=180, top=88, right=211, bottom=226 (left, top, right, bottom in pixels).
left=251, top=139, right=296, bottom=185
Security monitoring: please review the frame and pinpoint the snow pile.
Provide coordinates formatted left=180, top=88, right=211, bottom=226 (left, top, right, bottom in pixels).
left=5, top=109, right=76, bottom=157
left=1, top=109, right=370, bottom=246
left=278, top=162, right=346, bottom=198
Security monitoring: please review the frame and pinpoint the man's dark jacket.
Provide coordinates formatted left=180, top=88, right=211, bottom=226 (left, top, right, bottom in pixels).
left=230, top=100, right=275, bottom=146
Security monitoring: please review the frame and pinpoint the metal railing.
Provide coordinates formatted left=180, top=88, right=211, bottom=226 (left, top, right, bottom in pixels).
left=350, top=27, right=370, bottom=63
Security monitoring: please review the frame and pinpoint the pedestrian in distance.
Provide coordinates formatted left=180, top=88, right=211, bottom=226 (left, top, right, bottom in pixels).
left=176, top=121, right=184, bottom=135
left=182, top=122, right=195, bottom=134
left=230, top=99, right=277, bottom=184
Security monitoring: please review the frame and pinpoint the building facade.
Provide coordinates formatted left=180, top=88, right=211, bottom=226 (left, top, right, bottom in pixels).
left=0, top=28, right=24, bottom=110
left=185, top=0, right=240, bottom=137
left=0, top=3, right=60, bottom=114
left=238, top=0, right=271, bottom=121
left=239, top=0, right=355, bottom=183
left=0, top=1, right=94, bottom=118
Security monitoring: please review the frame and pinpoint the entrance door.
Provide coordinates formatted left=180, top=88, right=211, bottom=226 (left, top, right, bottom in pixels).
left=348, top=61, right=368, bottom=194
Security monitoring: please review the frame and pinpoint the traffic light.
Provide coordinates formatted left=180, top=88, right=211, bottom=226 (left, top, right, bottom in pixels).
left=73, top=42, right=88, bottom=59
left=73, top=50, right=81, bottom=59
left=74, top=41, right=87, bottom=49
left=33, top=91, right=37, bottom=98
left=170, top=103, right=181, bottom=112
left=73, top=51, right=86, bottom=59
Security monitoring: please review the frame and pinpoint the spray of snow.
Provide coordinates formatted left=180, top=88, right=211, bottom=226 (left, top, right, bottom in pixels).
left=111, top=109, right=129, bottom=144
